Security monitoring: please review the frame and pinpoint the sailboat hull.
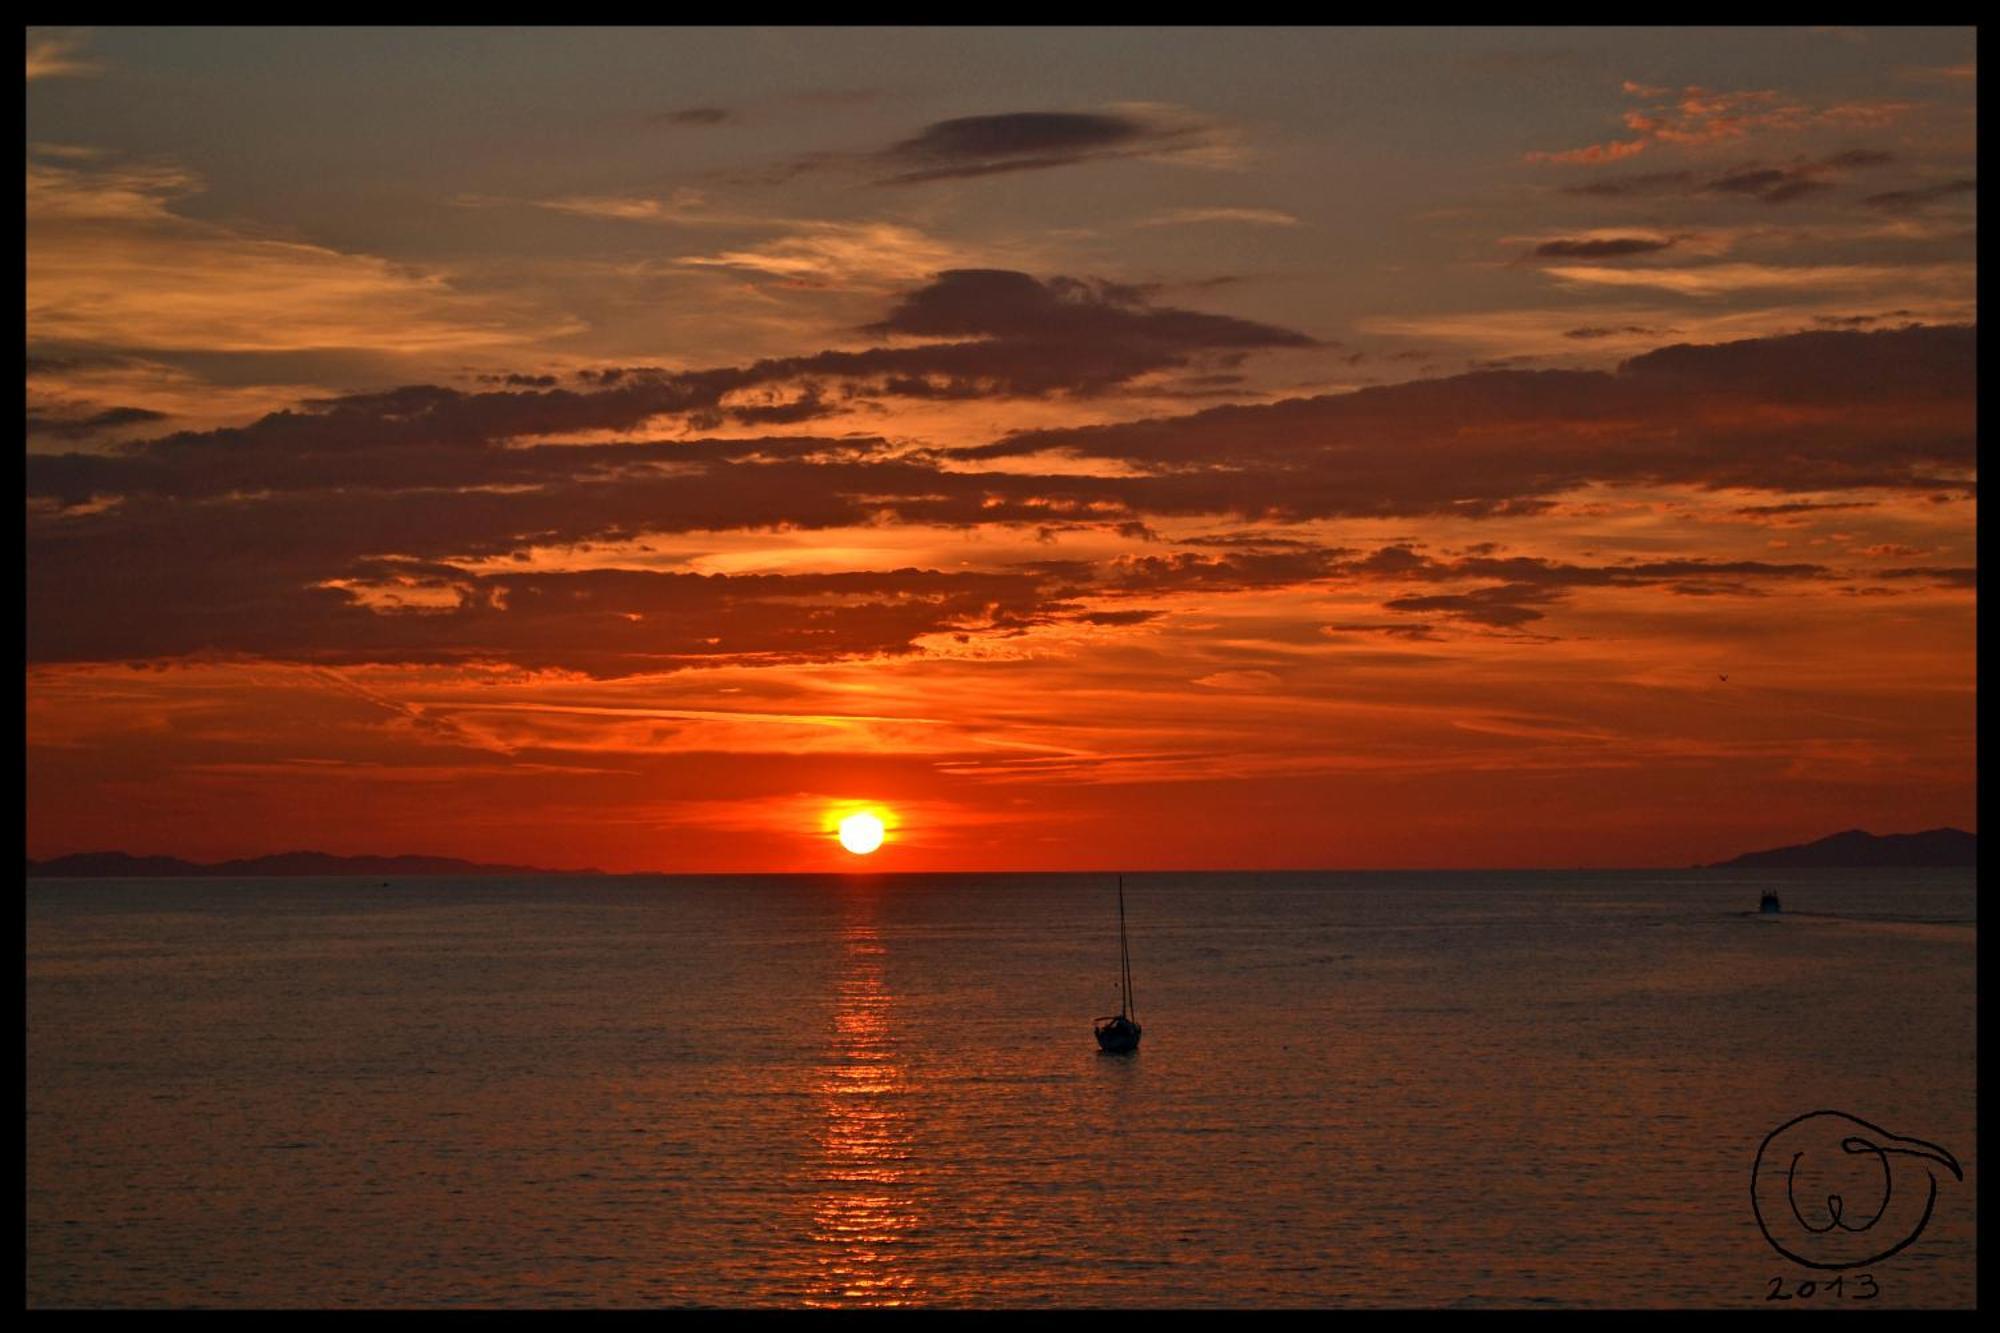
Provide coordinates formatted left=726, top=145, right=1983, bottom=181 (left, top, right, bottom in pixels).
left=1094, top=1017, right=1142, bottom=1054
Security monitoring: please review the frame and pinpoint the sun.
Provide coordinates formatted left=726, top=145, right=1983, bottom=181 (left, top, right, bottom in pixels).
left=836, top=811, right=887, bottom=855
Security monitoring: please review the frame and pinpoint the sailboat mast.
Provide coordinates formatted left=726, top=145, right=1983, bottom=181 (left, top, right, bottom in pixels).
left=1118, top=874, right=1134, bottom=1019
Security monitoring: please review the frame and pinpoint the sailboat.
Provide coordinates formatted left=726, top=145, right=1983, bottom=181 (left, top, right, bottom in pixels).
left=1093, top=875, right=1142, bottom=1054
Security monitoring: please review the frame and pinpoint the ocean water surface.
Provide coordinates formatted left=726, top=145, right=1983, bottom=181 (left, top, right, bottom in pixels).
left=26, top=870, right=1977, bottom=1307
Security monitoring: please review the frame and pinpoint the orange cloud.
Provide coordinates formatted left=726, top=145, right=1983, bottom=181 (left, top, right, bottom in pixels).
left=1527, top=82, right=1919, bottom=165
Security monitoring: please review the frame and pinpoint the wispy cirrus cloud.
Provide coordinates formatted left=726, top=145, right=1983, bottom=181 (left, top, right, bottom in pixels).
left=1133, top=206, right=1300, bottom=229
left=485, top=188, right=1031, bottom=291
left=522, top=187, right=722, bottom=224
left=674, top=221, right=998, bottom=289
left=1896, top=62, right=1977, bottom=83
left=26, top=29, right=99, bottom=81
left=30, top=149, right=570, bottom=356
left=1540, top=260, right=1972, bottom=298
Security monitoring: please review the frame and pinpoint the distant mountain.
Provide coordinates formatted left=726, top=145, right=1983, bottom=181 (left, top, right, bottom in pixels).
left=25, top=850, right=603, bottom=878
left=1705, top=827, right=1975, bottom=869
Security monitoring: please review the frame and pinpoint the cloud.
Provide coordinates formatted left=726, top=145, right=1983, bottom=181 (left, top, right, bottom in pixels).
left=24, top=324, right=1970, bottom=676
left=962, top=324, right=1975, bottom=505
left=527, top=187, right=720, bottom=224
left=1811, top=310, right=1918, bottom=328
left=27, top=267, right=1318, bottom=472
left=36, top=325, right=1964, bottom=520
left=674, top=221, right=991, bottom=289
left=870, top=105, right=1238, bottom=185
left=1705, top=165, right=1835, bottom=204
left=1861, top=178, right=1977, bottom=212
left=1877, top=566, right=1976, bottom=589
left=29, top=150, right=560, bottom=355
left=1363, top=548, right=1834, bottom=630
left=656, top=107, right=732, bottom=126
left=1897, top=62, right=1977, bottom=83
left=1528, top=139, right=1650, bottom=166
left=1529, top=82, right=1917, bottom=165
left=1563, top=324, right=1674, bottom=340
left=1134, top=207, right=1300, bottom=229
left=26, top=29, right=98, bottom=80
left=514, top=194, right=1019, bottom=291
left=1541, top=260, right=1970, bottom=298
left=1192, top=669, right=1283, bottom=690
left=1561, top=151, right=1900, bottom=204
left=866, top=268, right=1310, bottom=351
left=1384, top=585, right=1555, bottom=628
left=1529, top=235, right=1677, bottom=259
left=25, top=404, right=168, bottom=440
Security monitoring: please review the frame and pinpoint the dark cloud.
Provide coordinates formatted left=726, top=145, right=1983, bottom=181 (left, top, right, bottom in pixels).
left=965, top=325, right=1975, bottom=507
left=1811, top=310, right=1917, bottom=329
left=27, top=461, right=1857, bottom=670
left=1861, top=178, right=1976, bottom=211
left=23, top=323, right=1970, bottom=675
left=25, top=270, right=1309, bottom=473
left=28, top=352, right=141, bottom=378
left=617, top=270, right=1310, bottom=409
left=866, top=269, right=1312, bottom=360
left=25, top=405, right=169, bottom=439
left=1878, top=566, right=1977, bottom=588
left=1561, top=170, right=1697, bottom=198
left=1321, top=621, right=1444, bottom=641
left=1359, top=548, right=1830, bottom=631
left=1074, top=609, right=1164, bottom=626
left=25, top=534, right=1090, bottom=677
left=1563, top=324, right=1673, bottom=340
left=872, top=109, right=1212, bottom=185
left=1530, top=236, right=1676, bottom=259
left=656, top=107, right=732, bottom=126
left=1383, top=585, right=1555, bottom=628
left=1819, top=149, right=1897, bottom=170
left=34, top=325, right=1968, bottom=523
left=1733, top=500, right=1876, bottom=517
left=1564, top=151, right=1901, bottom=204
left=1704, top=166, right=1836, bottom=204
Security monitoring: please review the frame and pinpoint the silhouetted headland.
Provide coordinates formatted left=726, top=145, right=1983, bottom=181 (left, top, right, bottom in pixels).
left=25, top=851, right=604, bottom=878
left=1703, top=827, right=1975, bottom=869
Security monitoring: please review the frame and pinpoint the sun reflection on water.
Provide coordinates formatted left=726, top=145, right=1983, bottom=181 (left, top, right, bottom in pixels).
left=803, top=918, right=924, bottom=1307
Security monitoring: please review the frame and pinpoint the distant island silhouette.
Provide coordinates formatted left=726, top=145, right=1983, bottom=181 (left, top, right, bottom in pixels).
left=25, top=851, right=604, bottom=878
left=1704, top=827, right=1975, bottom=869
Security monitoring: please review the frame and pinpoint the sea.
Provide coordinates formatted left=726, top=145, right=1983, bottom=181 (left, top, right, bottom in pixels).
left=25, top=869, right=1977, bottom=1308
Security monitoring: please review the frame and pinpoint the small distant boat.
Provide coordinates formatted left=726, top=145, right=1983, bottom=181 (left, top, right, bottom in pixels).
left=1760, top=890, right=1782, bottom=915
left=1093, top=875, right=1142, bottom=1054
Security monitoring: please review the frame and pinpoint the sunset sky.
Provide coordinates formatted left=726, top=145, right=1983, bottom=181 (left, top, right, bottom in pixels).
left=26, top=26, right=1977, bottom=872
